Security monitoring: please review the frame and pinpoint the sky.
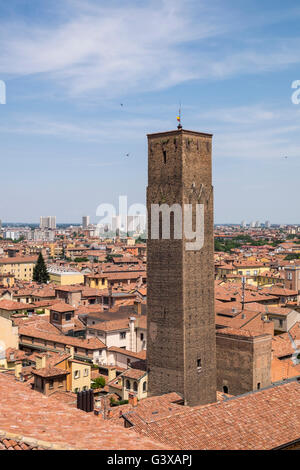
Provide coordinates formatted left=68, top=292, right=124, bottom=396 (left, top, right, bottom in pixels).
left=0, top=0, right=300, bottom=224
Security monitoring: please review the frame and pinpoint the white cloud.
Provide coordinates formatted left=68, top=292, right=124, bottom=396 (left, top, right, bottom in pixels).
left=0, top=113, right=171, bottom=142
left=7, top=0, right=300, bottom=99
left=0, top=0, right=229, bottom=97
left=1, top=1, right=300, bottom=100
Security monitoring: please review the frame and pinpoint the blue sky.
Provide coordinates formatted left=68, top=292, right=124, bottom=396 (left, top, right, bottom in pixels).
left=0, top=0, right=300, bottom=224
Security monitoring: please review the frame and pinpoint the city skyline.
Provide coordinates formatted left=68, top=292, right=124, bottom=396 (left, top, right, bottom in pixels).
left=0, top=0, right=300, bottom=224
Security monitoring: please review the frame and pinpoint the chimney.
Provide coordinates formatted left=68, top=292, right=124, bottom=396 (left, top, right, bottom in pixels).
left=66, top=345, right=74, bottom=359
left=36, top=354, right=46, bottom=369
left=108, top=367, right=117, bottom=382
left=134, top=300, right=141, bottom=316
left=128, top=393, right=138, bottom=407
left=15, top=361, right=22, bottom=379
left=129, top=316, right=136, bottom=352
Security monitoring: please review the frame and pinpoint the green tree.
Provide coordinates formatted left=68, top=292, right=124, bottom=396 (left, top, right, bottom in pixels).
left=33, top=253, right=50, bottom=284
left=91, top=376, right=106, bottom=389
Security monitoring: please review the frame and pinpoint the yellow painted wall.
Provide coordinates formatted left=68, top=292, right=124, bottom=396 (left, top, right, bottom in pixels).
left=49, top=272, right=84, bottom=285
left=0, top=261, right=35, bottom=281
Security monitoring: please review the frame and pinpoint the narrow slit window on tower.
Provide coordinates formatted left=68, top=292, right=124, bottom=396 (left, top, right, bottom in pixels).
left=159, top=211, right=163, bottom=239
left=163, top=150, right=167, bottom=164
left=257, top=383, right=261, bottom=390
left=197, top=358, right=202, bottom=371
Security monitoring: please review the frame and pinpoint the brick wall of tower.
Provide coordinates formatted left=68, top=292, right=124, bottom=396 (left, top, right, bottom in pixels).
left=216, top=331, right=272, bottom=396
left=146, top=129, right=216, bottom=406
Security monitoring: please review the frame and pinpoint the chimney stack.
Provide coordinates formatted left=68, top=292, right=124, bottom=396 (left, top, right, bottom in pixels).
left=15, top=361, right=22, bottom=379
left=108, top=367, right=117, bottom=382
left=134, top=300, right=142, bottom=316
left=128, top=393, right=138, bottom=407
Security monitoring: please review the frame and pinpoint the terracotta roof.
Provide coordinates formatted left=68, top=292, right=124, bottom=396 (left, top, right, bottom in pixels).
left=272, top=334, right=295, bottom=358
left=124, top=381, right=300, bottom=450
left=121, top=368, right=147, bottom=380
left=32, top=367, right=69, bottom=378
left=19, top=324, right=106, bottom=350
left=88, top=318, right=130, bottom=332
left=0, top=374, right=166, bottom=450
left=108, top=347, right=146, bottom=360
left=0, top=300, right=28, bottom=311
left=50, top=302, right=76, bottom=313
left=0, top=257, right=37, bottom=265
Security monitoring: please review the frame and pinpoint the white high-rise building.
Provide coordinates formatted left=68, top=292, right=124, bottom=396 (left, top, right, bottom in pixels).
left=40, top=216, right=56, bottom=230
left=112, top=216, right=122, bottom=233
left=127, top=215, right=146, bottom=233
left=112, top=215, right=146, bottom=234
left=82, top=216, right=90, bottom=229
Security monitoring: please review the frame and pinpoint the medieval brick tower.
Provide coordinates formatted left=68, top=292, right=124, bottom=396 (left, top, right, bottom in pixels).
left=146, top=127, right=216, bottom=407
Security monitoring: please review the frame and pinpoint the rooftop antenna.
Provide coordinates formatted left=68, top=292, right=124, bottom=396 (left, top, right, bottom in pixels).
left=177, top=102, right=182, bottom=129
left=241, top=276, right=246, bottom=311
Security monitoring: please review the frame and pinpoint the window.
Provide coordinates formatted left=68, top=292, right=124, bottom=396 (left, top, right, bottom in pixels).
left=133, top=381, right=138, bottom=392
left=125, top=380, right=130, bottom=390
left=75, top=388, right=79, bottom=393
left=140, top=333, right=144, bottom=341
left=65, top=313, right=72, bottom=321
left=49, top=379, right=54, bottom=389
left=257, top=383, right=261, bottom=390
left=143, top=381, right=147, bottom=392
left=223, top=386, right=228, bottom=394
left=83, top=386, right=88, bottom=391
left=83, top=368, right=89, bottom=377
left=74, top=370, right=80, bottom=379
left=120, top=332, right=126, bottom=340
left=197, top=359, right=202, bottom=371
left=53, top=313, right=59, bottom=321
left=163, top=150, right=167, bottom=164
left=279, top=319, right=283, bottom=328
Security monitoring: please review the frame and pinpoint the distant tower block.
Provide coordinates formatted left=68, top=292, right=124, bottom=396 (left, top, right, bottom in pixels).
left=146, top=128, right=216, bottom=407
left=82, top=216, right=90, bottom=229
